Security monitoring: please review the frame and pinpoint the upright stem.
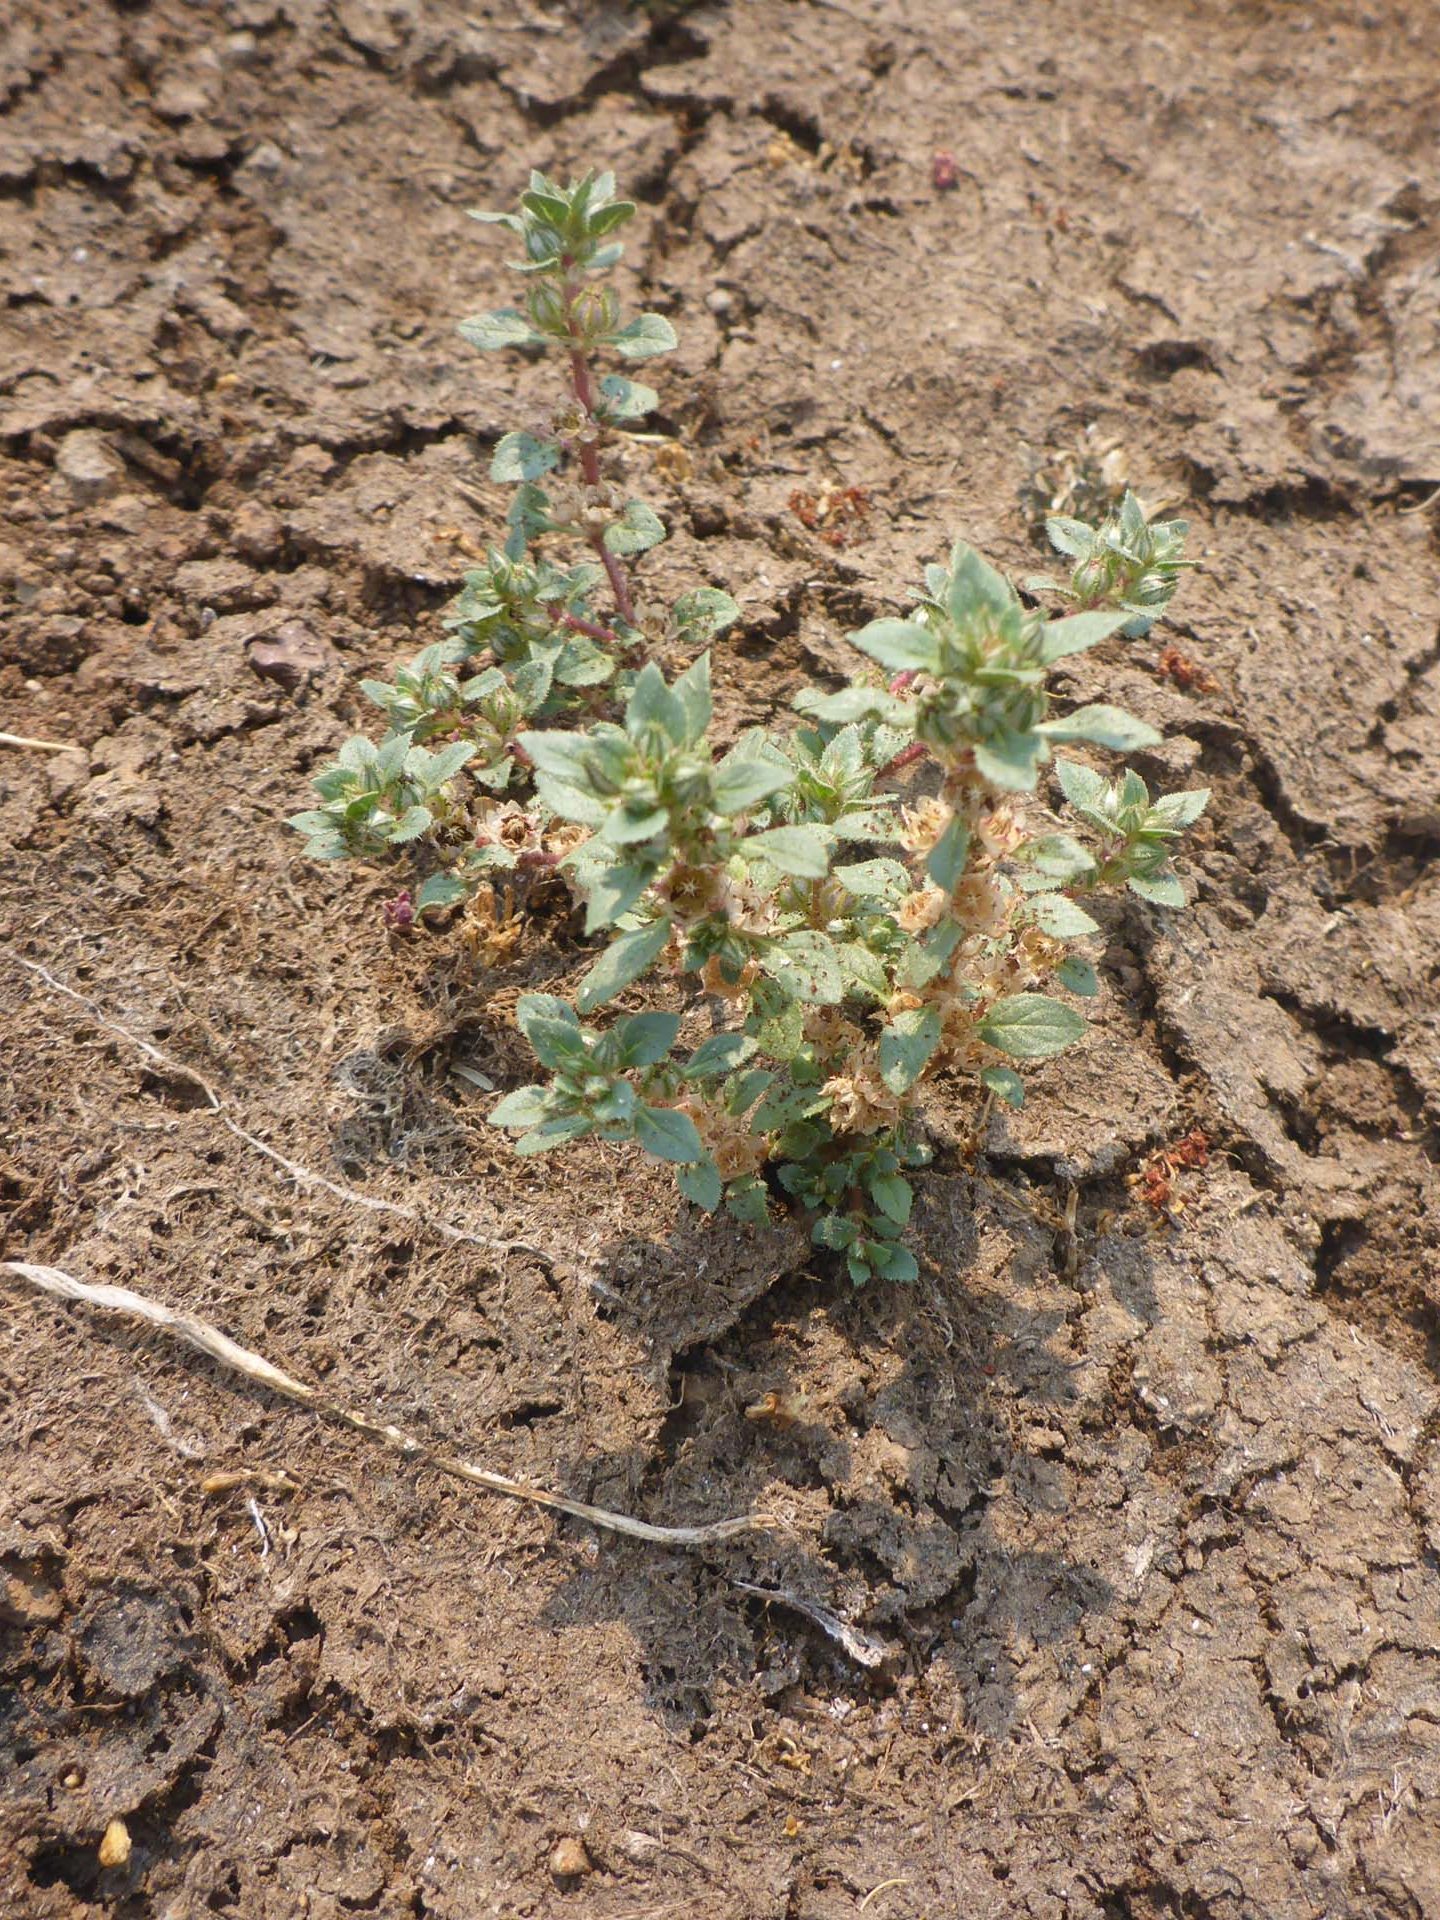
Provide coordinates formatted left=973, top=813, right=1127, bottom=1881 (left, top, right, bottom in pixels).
left=567, top=339, right=636, bottom=626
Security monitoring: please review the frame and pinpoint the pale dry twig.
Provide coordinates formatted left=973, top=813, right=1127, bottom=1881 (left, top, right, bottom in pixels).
left=4, top=1260, right=772, bottom=1549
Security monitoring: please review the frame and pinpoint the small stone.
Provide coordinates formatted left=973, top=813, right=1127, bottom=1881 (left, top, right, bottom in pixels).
left=246, top=619, right=334, bottom=691
left=178, top=123, right=236, bottom=167
left=98, top=1817, right=131, bottom=1870
left=47, top=750, right=90, bottom=806
left=96, top=494, right=148, bottom=535
left=284, top=443, right=336, bottom=484
left=173, top=556, right=268, bottom=614
left=55, top=431, right=124, bottom=505
left=220, top=31, right=262, bottom=68
left=152, top=78, right=213, bottom=121
left=231, top=499, right=283, bottom=563
left=241, top=139, right=286, bottom=178
left=548, top=1837, right=592, bottom=1882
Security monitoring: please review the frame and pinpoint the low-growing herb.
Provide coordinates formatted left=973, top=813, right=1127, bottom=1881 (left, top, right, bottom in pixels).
left=289, top=170, right=1211, bottom=1283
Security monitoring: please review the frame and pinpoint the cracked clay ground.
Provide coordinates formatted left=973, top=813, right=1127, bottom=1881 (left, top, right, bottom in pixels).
left=2, top=1, right=1439, bottom=1916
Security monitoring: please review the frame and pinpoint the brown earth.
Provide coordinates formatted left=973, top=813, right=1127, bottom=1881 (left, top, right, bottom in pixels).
left=3, top=1, right=1440, bottom=1915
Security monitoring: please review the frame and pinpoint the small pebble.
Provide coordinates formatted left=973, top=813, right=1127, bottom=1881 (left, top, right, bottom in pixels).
left=98, top=1818, right=131, bottom=1870
left=549, top=1836, right=592, bottom=1881
left=55, top=431, right=124, bottom=505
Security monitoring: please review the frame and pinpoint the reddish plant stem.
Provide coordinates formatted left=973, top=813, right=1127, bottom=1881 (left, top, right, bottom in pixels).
left=883, top=740, right=928, bottom=776
left=560, top=608, right=621, bottom=646
left=888, top=669, right=918, bottom=694
left=567, top=342, right=636, bottom=626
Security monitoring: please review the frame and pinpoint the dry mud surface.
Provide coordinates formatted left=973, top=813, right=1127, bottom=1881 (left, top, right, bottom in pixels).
left=3, top=2, right=1440, bottom=1916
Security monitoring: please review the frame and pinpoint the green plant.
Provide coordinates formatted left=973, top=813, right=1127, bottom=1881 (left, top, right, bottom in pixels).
left=289, top=170, right=1210, bottom=1286
left=289, top=735, right=475, bottom=861
left=1028, top=489, right=1192, bottom=636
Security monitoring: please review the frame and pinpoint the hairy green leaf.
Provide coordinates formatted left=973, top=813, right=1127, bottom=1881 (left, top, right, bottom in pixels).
left=1148, top=787, right=1211, bottom=831
left=634, top=1103, right=703, bottom=1163
left=489, top=1085, right=552, bottom=1128
left=764, top=930, right=844, bottom=1005
left=683, top=1032, right=758, bottom=1079
left=415, top=872, right=469, bottom=913
left=1128, top=871, right=1186, bottom=908
left=575, top=916, right=673, bottom=1012
left=1039, top=610, right=1131, bottom=661
left=879, top=1007, right=942, bottom=1093
left=869, top=1172, right=913, bottom=1226
left=673, top=587, right=740, bottom=644
left=973, top=729, right=1047, bottom=791
left=604, top=500, right=666, bottom=556
left=671, top=651, right=713, bottom=744
left=868, top=1240, right=919, bottom=1284
left=609, top=313, right=677, bottom=359
left=1040, top=704, right=1161, bottom=751
left=596, top=374, right=658, bottom=420
left=978, top=993, right=1086, bottom=1060
left=742, top=824, right=833, bottom=879
left=848, top=618, right=935, bottom=673
left=711, top=751, right=794, bottom=816
left=677, top=1157, right=722, bottom=1211
left=980, top=1065, right=1026, bottom=1107
left=833, top=858, right=910, bottom=900
left=1026, top=893, right=1101, bottom=938
left=1055, top=955, right=1100, bottom=997
left=490, top=432, right=560, bottom=483
left=1054, top=758, right=1116, bottom=832
left=515, top=1113, right=595, bottom=1154
left=926, top=815, right=971, bottom=892
left=617, top=1011, right=681, bottom=1067
left=626, top=662, right=687, bottom=744
left=458, top=309, right=542, bottom=351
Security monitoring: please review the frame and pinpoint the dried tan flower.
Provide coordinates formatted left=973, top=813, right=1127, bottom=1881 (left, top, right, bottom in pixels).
left=701, top=955, right=760, bottom=1000
left=898, top=797, right=951, bottom=858
left=822, top=1046, right=904, bottom=1133
left=897, top=884, right=948, bottom=932
left=678, top=1094, right=770, bottom=1180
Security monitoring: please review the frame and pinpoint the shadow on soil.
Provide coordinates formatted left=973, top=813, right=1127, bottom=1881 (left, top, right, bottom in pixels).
left=537, top=1170, right=1158, bottom=1735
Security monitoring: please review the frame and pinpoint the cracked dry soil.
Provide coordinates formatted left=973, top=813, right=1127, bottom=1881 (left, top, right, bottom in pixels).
left=2, top=2, right=1440, bottom=1916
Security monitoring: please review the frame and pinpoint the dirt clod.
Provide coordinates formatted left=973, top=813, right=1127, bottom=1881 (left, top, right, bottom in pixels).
left=54, top=431, right=124, bottom=505
left=246, top=620, right=335, bottom=690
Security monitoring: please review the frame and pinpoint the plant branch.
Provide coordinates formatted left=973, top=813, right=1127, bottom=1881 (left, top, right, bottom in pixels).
left=883, top=740, right=928, bottom=776
left=567, top=339, right=636, bottom=624
left=560, top=608, right=622, bottom=645
left=1, top=730, right=83, bottom=753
